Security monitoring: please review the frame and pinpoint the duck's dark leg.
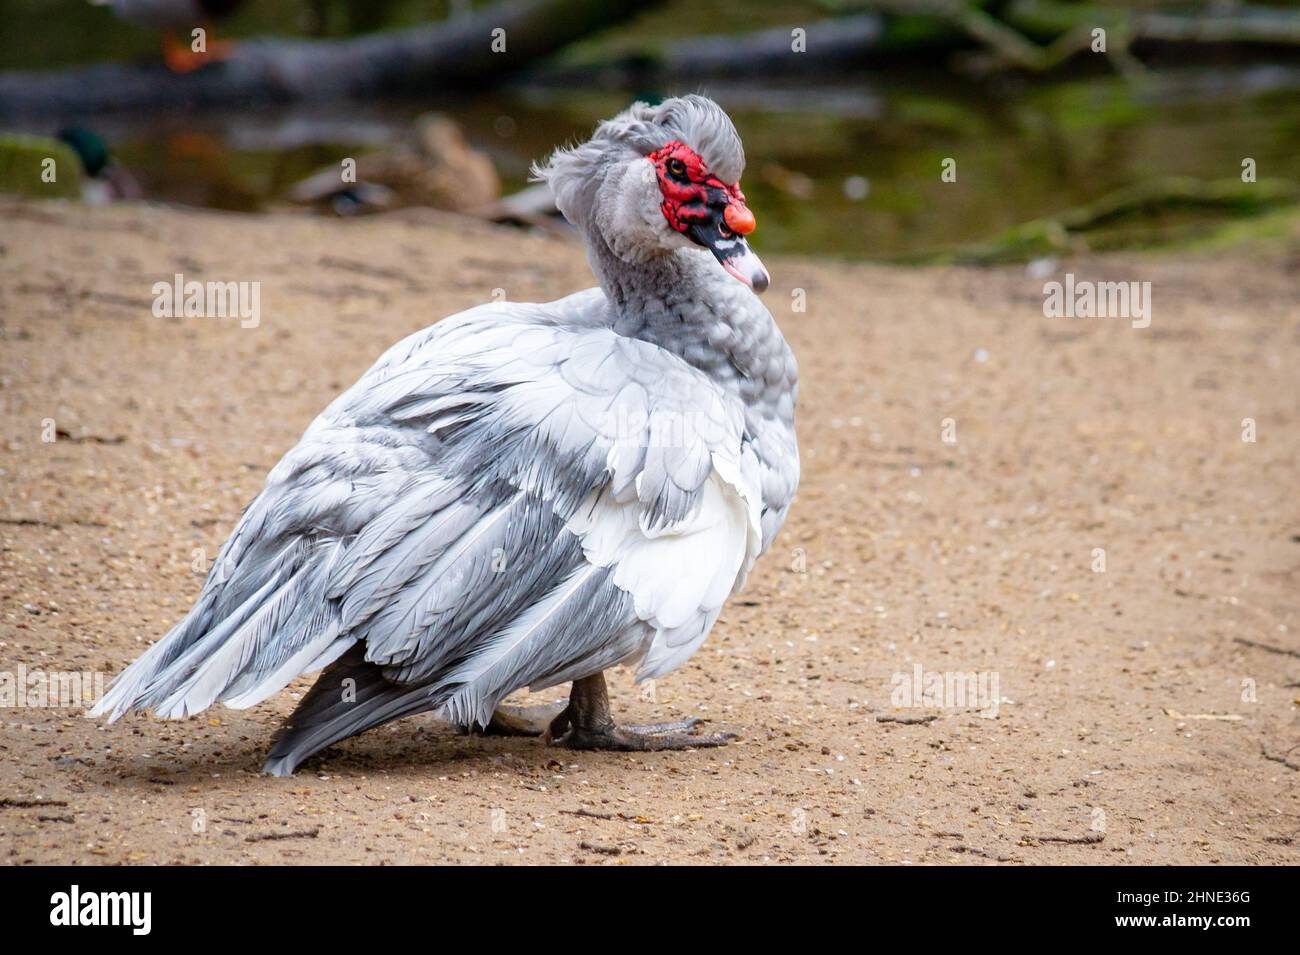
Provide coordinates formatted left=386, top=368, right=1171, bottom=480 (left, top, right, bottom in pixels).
left=478, top=674, right=733, bottom=748
left=550, top=672, right=735, bottom=751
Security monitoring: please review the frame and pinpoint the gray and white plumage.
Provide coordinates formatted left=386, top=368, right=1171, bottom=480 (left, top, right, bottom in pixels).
left=91, top=95, right=799, bottom=775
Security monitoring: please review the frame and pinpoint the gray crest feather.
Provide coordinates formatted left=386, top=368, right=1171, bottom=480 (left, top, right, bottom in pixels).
left=532, top=93, right=746, bottom=228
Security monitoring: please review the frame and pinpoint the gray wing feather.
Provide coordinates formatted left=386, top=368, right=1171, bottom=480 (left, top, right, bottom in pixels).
left=94, top=292, right=749, bottom=740
left=436, top=565, right=638, bottom=729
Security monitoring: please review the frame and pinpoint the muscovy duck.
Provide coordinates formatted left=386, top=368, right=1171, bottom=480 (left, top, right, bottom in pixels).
left=91, top=95, right=800, bottom=775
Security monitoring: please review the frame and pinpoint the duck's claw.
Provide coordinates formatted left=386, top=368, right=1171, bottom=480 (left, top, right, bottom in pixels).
left=552, top=719, right=736, bottom=751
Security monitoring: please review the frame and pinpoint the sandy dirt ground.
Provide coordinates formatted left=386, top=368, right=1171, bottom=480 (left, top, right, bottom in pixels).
left=1, top=196, right=1297, bottom=865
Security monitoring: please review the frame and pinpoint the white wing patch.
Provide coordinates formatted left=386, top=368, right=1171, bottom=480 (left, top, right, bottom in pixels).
left=567, top=449, right=763, bottom=680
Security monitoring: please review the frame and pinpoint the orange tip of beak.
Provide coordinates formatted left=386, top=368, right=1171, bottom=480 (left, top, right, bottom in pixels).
left=724, top=203, right=756, bottom=235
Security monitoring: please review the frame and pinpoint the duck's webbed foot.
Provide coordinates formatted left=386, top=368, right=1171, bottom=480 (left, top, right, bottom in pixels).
left=560, top=722, right=735, bottom=751
left=549, top=673, right=735, bottom=751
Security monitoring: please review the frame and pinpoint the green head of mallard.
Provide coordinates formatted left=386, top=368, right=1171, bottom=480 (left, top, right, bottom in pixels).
left=57, top=127, right=110, bottom=179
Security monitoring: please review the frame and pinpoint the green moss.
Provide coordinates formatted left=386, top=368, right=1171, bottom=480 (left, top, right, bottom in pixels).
left=0, top=135, right=83, bottom=199
left=915, top=178, right=1300, bottom=264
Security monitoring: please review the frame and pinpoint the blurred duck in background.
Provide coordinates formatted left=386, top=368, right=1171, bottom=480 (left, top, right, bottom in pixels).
left=57, top=127, right=143, bottom=202
left=91, top=0, right=244, bottom=73
left=289, top=114, right=500, bottom=216
left=0, top=128, right=141, bottom=203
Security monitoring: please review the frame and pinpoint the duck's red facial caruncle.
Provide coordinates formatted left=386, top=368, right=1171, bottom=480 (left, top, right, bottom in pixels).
left=650, top=140, right=768, bottom=293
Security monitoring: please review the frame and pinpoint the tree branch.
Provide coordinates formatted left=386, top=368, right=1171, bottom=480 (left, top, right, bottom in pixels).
left=0, top=0, right=657, bottom=118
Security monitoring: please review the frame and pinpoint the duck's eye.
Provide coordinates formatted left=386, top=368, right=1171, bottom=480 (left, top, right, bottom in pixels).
left=667, top=158, right=687, bottom=179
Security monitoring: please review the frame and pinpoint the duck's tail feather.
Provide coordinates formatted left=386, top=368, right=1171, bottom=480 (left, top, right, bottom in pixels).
left=89, top=538, right=346, bottom=722
left=262, top=646, right=435, bottom=777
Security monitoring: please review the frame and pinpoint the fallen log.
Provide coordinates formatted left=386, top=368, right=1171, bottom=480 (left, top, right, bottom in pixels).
left=623, top=13, right=890, bottom=79
left=1005, top=0, right=1300, bottom=48
left=842, top=1, right=1300, bottom=74
left=527, top=12, right=953, bottom=86
left=0, top=0, right=656, bottom=118
left=530, top=1, right=1300, bottom=85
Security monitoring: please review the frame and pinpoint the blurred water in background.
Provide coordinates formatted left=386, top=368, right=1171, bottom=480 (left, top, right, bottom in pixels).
left=2, top=0, right=1298, bottom=261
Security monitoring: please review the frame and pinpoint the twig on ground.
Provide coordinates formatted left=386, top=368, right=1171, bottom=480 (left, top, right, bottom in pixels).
left=245, top=827, right=321, bottom=843
left=1234, top=637, right=1300, bottom=660
left=560, top=808, right=614, bottom=820
left=1260, top=744, right=1299, bottom=771
left=1024, top=832, right=1105, bottom=845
